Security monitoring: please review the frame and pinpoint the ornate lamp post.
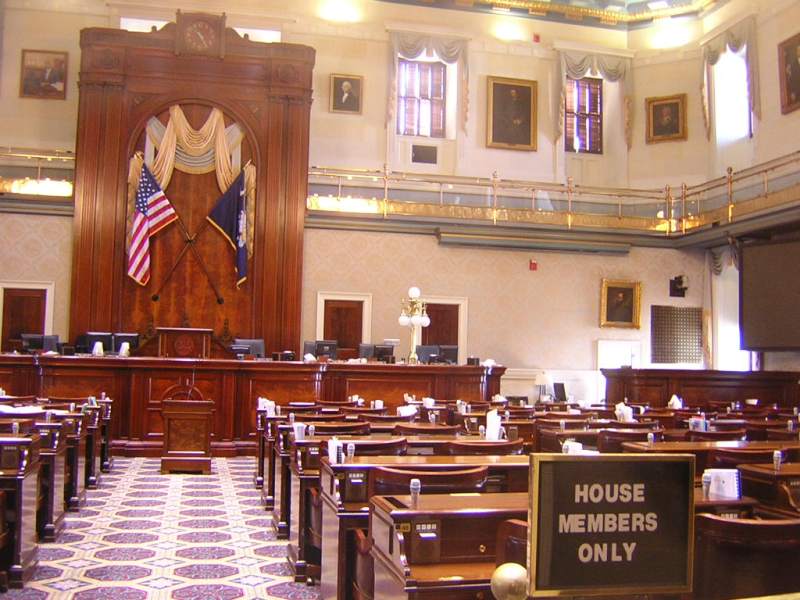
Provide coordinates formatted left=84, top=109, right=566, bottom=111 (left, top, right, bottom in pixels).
left=397, top=286, right=431, bottom=364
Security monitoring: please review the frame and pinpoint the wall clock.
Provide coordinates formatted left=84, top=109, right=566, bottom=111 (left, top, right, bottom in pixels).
left=175, top=11, right=226, bottom=58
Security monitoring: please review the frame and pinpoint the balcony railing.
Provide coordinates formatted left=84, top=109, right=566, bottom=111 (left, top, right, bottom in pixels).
left=307, top=149, right=800, bottom=236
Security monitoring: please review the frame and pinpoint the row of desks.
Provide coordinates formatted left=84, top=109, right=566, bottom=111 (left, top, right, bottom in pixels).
left=256, top=417, right=800, bottom=600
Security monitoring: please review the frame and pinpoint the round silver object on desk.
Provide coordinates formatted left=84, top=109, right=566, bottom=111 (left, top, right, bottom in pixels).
left=490, top=562, right=528, bottom=600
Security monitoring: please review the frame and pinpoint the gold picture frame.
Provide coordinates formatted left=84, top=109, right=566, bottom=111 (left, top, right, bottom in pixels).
left=600, top=279, right=641, bottom=328
left=487, top=76, right=537, bottom=151
left=19, top=49, right=68, bottom=100
left=778, top=32, right=800, bottom=115
left=645, top=94, right=687, bottom=144
left=330, top=73, right=363, bottom=114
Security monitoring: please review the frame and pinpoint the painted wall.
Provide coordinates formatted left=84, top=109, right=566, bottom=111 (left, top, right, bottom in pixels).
left=0, top=213, right=73, bottom=341
left=301, top=228, right=707, bottom=370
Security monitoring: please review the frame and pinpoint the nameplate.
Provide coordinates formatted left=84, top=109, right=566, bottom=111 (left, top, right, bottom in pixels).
left=528, top=453, right=694, bottom=597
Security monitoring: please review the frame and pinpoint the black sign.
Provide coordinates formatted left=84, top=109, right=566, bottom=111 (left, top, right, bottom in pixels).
left=529, top=454, right=694, bottom=597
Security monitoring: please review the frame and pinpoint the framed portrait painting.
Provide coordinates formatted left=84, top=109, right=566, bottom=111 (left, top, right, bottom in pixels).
left=646, top=94, right=686, bottom=143
left=600, top=279, right=641, bottom=329
left=20, top=49, right=68, bottom=100
left=487, top=76, right=537, bottom=151
left=778, top=33, right=800, bottom=115
left=330, top=74, right=362, bottom=114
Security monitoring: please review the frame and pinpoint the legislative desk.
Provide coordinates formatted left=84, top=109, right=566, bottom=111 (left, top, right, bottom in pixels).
left=319, top=455, right=530, bottom=600
left=622, top=440, right=800, bottom=473
left=738, top=462, right=800, bottom=517
left=602, top=367, right=800, bottom=408
left=0, top=354, right=504, bottom=457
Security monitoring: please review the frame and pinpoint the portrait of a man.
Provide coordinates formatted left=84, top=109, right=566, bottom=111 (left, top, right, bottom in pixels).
left=330, top=74, right=362, bottom=114
left=601, top=280, right=641, bottom=328
left=20, top=50, right=68, bottom=100
left=778, top=33, right=800, bottom=115
left=487, top=76, right=537, bottom=151
left=646, top=94, right=686, bottom=143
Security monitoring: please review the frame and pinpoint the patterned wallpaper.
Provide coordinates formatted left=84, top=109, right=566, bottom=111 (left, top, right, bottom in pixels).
left=302, top=228, right=708, bottom=370
left=0, top=213, right=73, bottom=340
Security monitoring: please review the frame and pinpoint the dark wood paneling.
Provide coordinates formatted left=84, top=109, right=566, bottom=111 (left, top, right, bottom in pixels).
left=70, top=23, right=315, bottom=358
left=1, top=288, right=46, bottom=352
left=603, top=368, right=800, bottom=408
left=1, top=355, right=504, bottom=457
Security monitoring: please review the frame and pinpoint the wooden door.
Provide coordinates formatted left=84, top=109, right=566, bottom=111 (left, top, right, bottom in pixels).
left=422, top=303, right=459, bottom=346
left=323, top=300, right=363, bottom=359
left=2, top=288, right=46, bottom=352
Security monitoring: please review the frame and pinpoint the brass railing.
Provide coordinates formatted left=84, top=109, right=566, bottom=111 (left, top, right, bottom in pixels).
left=307, top=149, right=800, bottom=236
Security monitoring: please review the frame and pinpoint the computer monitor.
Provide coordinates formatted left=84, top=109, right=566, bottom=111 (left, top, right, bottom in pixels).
left=233, top=338, right=265, bottom=358
left=358, top=343, right=375, bottom=359
left=315, top=340, right=338, bottom=359
left=553, top=382, right=567, bottom=403
left=415, top=345, right=440, bottom=364
left=83, top=332, right=113, bottom=353
left=20, top=334, right=59, bottom=353
left=438, top=345, right=458, bottom=364
left=373, top=344, right=394, bottom=363
left=303, top=341, right=317, bottom=357
left=112, top=333, right=140, bottom=353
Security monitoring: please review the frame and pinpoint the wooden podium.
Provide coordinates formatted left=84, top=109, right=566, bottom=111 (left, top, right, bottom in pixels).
left=156, top=327, right=213, bottom=358
left=160, top=399, right=214, bottom=474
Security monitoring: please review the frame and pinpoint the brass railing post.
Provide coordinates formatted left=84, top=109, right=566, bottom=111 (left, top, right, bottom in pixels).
left=681, top=183, right=688, bottom=235
left=382, top=163, right=389, bottom=218
left=491, top=170, right=499, bottom=225
left=665, top=184, right=672, bottom=236
left=567, top=176, right=574, bottom=229
left=727, top=166, right=734, bottom=223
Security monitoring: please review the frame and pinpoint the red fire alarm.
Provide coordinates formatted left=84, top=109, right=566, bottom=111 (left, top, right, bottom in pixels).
left=533, top=33, right=541, bottom=43
left=529, top=259, right=538, bottom=271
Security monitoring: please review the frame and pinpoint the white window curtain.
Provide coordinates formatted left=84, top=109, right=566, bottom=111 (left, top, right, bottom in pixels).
left=555, top=51, right=633, bottom=149
left=387, top=31, right=469, bottom=135
left=700, top=16, right=760, bottom=140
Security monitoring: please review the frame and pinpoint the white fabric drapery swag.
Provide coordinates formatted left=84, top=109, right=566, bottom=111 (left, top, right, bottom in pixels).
left=700, top=16, right=760, bottom=140
left=387, top=31, right=469, bottom=134
left=555, top=51, right=634, bottom=149
left=126, top=105, right=256, bottom=257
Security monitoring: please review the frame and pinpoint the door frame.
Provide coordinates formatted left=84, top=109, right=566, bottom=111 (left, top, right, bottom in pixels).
left=0, top=280, right=56, bottom=342
left=316, top=291, right=372, bottom=344
left=421, top=295, right=468, bottom=364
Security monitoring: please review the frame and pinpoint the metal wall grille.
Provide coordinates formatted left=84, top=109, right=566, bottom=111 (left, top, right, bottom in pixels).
left=651, top=305, right=703, bottom=363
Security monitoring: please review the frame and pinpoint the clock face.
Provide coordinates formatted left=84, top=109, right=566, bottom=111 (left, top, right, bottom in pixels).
left=183, top=20, right=217, bottom=52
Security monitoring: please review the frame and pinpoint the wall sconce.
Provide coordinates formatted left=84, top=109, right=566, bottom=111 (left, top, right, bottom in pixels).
left=669, top=275, right=688, bottom=297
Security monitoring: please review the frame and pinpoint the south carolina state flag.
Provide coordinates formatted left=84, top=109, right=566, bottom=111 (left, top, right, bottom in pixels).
left=207, top=171, right=247, bottom=287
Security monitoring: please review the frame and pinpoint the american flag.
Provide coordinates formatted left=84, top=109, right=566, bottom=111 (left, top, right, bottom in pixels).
left=127, top=164, right=178, bottom=286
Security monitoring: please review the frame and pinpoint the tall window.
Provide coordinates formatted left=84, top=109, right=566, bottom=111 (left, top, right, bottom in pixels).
left=713, top=46, right=750, bottom=144
left=396, top=59, right=446, bottom=138
left=564, top=77, right=603, bottom=154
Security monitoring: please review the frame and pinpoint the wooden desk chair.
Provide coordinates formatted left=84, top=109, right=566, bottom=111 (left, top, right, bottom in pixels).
left=586, top=406, right=616, bottom=420
left=688, top=429, right=746, bottom=442
left=393, top=423, right=463, bottom=436
left=767, top=428, right=800, bottom=441
left=597, top=429, right=663, bottom=453
left=348, top=438, right=408, bottom=457
left=641, top=410, right=677, bottom=429
left=295, top=413, right=345, bottom=422
left=608, top=420, right=659, bottom=429
left=316, top=400, right=356, bottom=407
left=744, top=420, right=774, bottom=441
left=693, top=513, right=800, bottom=599
left=340, top=406, right=388, bottom=416
left=504, top=407, right=536, bottom=418
left=709, top=448, right=777, bottom=469
left=495, top=518, right=528, bottom=567
left=443, top=439, right=524, bottom=455
left=310, top=421, right=370, bottom=435
left=357, top=412, right=415, bottom=423
left=0, top=396, right=37, bottom=405
left=354, top=466, right=490, bottom=599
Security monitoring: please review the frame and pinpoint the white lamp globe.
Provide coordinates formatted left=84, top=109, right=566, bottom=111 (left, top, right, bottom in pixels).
left=398, top=314, right=411, bottom=327
left=408, top=286, right=421, bottom=299
left=421, top=314, right=431, bottom=327
left=410, top=314, right=422, bottom=326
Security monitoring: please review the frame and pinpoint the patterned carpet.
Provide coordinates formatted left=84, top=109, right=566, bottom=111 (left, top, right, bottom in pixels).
left=6, top=457, right=321, bottom=600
